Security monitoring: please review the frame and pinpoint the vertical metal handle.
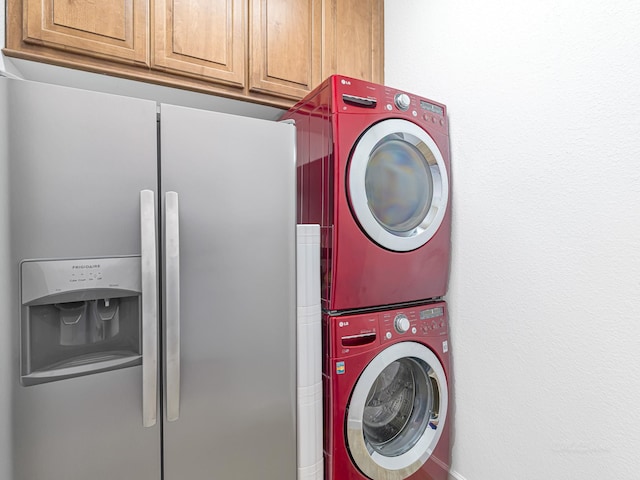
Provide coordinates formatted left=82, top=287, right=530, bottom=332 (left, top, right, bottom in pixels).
left=140, top=190, right=158, bottom=427
left=165, top=191, right=181, bottom=421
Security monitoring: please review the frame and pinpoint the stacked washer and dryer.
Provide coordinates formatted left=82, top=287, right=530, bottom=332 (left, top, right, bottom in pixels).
left=283, top=75, right=452, bottom=480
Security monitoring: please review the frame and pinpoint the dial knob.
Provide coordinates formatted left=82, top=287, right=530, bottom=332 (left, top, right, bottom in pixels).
left=394, top=314, right=410, bottom=334
left=394, top=93, right=411, bottom=111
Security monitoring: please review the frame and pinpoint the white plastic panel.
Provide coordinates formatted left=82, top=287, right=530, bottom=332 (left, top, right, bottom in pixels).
left=296, top=224, right=321, bottom=308
left=297, top=383, right=323, bottom=470
left=296, top=224, right=323, bottom=479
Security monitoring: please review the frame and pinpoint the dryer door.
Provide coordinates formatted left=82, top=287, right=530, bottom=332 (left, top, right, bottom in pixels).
left=346, top=341, right=448, bottom=480
left=348, top=119, right=448, bottom=252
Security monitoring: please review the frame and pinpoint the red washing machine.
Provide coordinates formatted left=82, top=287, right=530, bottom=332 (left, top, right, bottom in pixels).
left=281, top=75, right=451, bottom=312
left=324, top=301, right=451, bottom=480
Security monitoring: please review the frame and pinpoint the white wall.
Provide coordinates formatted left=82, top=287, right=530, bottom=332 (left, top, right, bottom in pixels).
left=385, top=1, right=640, bottom=479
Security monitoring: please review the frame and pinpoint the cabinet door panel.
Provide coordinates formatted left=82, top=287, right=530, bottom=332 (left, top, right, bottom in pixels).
left=323, top=0, right=384, bottom=84
left=152, top=0, right=245, bottom=87
left=24, top=0, right=149, bottom=65
left=53, top=0, right=126, bottom=39
left=249, top=0, right=322, bottom=99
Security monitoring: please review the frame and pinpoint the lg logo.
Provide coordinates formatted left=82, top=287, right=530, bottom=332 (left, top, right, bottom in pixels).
left=338, top=321, right=350, bottom=327
left=341, top=79, right=351, bottom=85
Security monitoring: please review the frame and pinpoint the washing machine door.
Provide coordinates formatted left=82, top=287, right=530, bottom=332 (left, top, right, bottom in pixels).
left=348, top=119, right=449, bottom=252
left=346, top=342, right=448, bottom=480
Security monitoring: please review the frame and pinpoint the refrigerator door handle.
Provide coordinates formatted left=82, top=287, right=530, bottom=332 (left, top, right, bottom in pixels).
left=165, top=191, right=181, bottom=421
left=140, top=189, right=159, bottom=427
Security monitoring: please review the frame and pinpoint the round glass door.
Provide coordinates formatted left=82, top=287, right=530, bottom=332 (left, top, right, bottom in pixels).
left=348, top=119, right=448, bottom=252
left=346, top=342, right=448, bottom=480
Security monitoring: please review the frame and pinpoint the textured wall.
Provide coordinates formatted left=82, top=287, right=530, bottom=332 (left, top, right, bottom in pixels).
left=385, top=1, right=640, bottom=479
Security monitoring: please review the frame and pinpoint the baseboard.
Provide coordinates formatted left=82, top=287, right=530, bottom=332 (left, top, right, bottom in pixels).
left=430, top=453, right=467, bottom=480
left=448, top=469, right=468, bottom=480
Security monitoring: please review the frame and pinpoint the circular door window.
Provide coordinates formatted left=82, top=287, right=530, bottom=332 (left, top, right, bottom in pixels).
left=348, top=119, right=449, bottom=252
left=346, top=342, right=448, bottom=480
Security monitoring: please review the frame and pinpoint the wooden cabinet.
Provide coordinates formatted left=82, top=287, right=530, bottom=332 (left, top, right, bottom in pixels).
left=4, top=0, right=383, bottom=107
left=20, top=0, right=149, bottom=65
left=323, top=0, right=383, bottom=84
left=249, top=0, right=322, bottom=99
left=153, top=0, right=246, bottom=87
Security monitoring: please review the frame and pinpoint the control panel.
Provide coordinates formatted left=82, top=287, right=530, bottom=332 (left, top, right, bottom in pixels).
left=21, top=256, right=141, bottom=305
left=380, top=305, right=447, bottom=344
left=335, top=75, right=447, bottom=131
left=330, top=303, right=448, bottom=356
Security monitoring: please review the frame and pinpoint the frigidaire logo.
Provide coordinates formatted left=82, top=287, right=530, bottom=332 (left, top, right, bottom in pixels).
left=72, top=264, right=101, bottom=269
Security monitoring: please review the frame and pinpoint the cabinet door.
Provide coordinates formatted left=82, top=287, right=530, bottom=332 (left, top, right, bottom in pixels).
left=152, top=0, right=246, bottom=87
left=323, top=0, right=384, bottom=84
left=249, top=0, right=322, bottom=99
left=22, top=0, right=149, bottom=65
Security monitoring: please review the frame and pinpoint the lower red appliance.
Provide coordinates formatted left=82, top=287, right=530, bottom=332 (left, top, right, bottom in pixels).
left=324, top=301, right=451, bottom=480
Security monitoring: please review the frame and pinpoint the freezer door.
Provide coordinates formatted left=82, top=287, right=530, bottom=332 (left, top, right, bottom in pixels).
left=2, top=78, right=161, bottom=480
left=160, top=104, right=297, bottom=480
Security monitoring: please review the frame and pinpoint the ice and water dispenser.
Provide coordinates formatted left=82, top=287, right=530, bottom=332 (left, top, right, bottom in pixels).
left=20, top=256, right=143, bottom=386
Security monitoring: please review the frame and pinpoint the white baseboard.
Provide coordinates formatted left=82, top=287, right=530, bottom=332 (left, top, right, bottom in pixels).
left=448, top=469, right=468, bottom=480
left=430, top=453, right=467, bottom=480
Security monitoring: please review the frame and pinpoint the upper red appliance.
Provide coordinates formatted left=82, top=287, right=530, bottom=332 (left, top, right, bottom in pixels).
left=323, top=301, right=451, bottom=480
left=282, top=75, right=451, bottom=312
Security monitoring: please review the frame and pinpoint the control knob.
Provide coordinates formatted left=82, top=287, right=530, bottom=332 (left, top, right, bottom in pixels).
left=394, top=93, right=411, bottom=111
left=394, top=314, right=410, bottom=334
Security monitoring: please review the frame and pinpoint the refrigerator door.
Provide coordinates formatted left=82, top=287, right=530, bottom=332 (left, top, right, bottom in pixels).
left=3, top=78, right=161, bottom=480
left=0, top=77, right=12, bottom=480
left=160, top=104, right=297, bottom=480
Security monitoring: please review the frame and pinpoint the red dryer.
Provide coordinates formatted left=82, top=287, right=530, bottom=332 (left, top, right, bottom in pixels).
left=323, top=301, right=451, bottom=480
left=282, top=75, right=451, bottom=312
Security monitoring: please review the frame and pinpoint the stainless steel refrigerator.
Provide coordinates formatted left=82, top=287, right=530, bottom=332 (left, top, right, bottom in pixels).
left=0, top=76, right=297, bottom=480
